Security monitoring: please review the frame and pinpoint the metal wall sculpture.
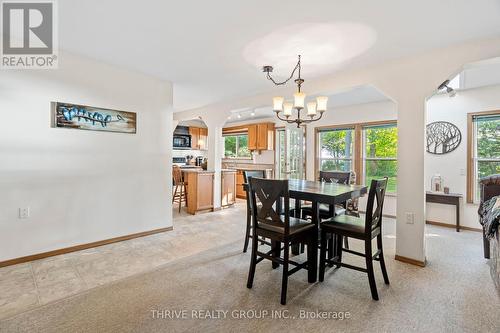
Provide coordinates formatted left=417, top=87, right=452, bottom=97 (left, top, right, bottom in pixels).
left=51, top=102, right=136, bottom=134
left=426, top=121, right=461, bottom=154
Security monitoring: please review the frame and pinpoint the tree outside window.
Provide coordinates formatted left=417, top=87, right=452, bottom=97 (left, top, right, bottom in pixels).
left=363, top=125, right=398, bottom=193
left=318, top=128, right=354, bottom=173
left=473, top=115, right=500, bottom=201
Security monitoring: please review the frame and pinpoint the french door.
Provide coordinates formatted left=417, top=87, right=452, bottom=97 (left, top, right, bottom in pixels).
left=275, top=125, right=306, bottom=179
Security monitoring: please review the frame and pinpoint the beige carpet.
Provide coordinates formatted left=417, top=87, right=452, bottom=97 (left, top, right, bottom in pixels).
left=0, top=224, right=499, bottom=333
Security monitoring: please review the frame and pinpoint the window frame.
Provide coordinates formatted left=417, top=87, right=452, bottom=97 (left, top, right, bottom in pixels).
left=315, top=120, right=397, bottom=190
left=467, top=110, right=500, bottom=203
left=223, top=133, right=252, bottom=159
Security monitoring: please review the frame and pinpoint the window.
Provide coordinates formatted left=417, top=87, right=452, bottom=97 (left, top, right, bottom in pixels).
left=315, top=121, right=397, bottom=192
left=468, top=112, right=500, bottom=203
left=224, top=134, right=251, bottom=158
left=363, top=124, right=398, bottom=193
left=318, top=127, right=354, bottom=173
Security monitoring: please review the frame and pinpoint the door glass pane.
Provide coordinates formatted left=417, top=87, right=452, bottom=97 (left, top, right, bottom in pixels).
left=287, top=127, right=304, bottom=179
left=365, top=160, right=398, bottom=193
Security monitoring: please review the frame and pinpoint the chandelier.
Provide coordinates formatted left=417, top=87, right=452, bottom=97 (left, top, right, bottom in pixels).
left=262, top=55, right=328, bottom=128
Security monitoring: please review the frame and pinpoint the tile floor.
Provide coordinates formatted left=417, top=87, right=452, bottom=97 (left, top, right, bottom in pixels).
left=0, top=203, right=246, bottom=320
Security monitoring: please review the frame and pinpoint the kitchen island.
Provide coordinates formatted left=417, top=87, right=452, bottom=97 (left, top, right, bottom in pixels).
left=183, top=169, right=236, bottom=215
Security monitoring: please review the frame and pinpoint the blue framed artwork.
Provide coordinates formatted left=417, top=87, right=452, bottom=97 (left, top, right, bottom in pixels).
left=51, top=102, right=137, bottom=134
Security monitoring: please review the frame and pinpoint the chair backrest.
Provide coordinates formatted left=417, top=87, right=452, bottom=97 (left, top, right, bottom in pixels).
left=172, top=166, right=183, bottom=185
left=319, top=171, right=351, bottom=185
left=364, top=178, right=388, bottom=233
left=243, top=170, right=266, bottom=183
left=248, top=177, right=291, bottom=235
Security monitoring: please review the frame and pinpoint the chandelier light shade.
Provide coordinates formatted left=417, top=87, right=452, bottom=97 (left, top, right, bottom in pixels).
left=273, top=96, right=284, bottom=111
left=262, top=55, right=328, bottom=127
left=283, top=102, right=293, bottom=116
left=307, top=102, right=317, bottom=116
left=293, top=92, right=306, bottom=109
left=316, top=96, right=328, bottom=112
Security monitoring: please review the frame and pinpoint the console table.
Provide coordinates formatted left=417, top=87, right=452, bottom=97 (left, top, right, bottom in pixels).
left=426, top=191, right=462, bottom=232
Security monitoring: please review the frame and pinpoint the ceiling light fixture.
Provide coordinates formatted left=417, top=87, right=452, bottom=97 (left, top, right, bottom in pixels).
left=250, top=111, right=256, bottom=117
left=263, top=55, right=327, bottom=127
left=237, top=113, right=242, bottom=119
left=438, top=79, right=457, bottom=98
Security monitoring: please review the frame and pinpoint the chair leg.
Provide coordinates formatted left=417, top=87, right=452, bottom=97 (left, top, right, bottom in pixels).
left=272, top=240, right=281, bottom=269
left=319, top=230, right=327, bottom=282
left=365, top=239, right=379, bottom=300
left=178, top=186, right=183, bottom=213
left=281, top=241, right=289, bottom=305
left=344, top=236, right=349, bottom=249
left=327, top=236, right=334, bottom=267
left=300, top=242, right=305, bottom=254
left=243, top=207, right=251, bottom=253
left=246, top=231, right=258, bottom=289
left=336, top=234, right=343, bottom=268
left=377, top=234, right=390, bottom=285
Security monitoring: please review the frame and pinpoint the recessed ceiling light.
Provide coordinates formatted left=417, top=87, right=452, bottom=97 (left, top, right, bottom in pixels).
left=243, top=22, right=377, bottom=77
left=250, top=111, right=256, bottom=116
left=237, top=114, right=242, bottom=119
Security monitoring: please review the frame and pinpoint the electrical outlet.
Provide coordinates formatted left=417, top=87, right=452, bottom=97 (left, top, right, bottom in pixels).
left=406, top=212, right=414, bottom=224
left=19, top=207, right=30, bottom=219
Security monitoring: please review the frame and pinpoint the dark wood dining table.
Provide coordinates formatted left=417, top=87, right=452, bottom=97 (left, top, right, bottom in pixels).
left=244, top=178, right=368, bottom=282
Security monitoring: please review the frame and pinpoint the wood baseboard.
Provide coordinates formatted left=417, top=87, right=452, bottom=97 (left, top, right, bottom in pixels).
left=0, top=226, right=173, bottom=268
left=395, top=255, right=426, bottom=267
left=425, top=220, right=482, bottom=232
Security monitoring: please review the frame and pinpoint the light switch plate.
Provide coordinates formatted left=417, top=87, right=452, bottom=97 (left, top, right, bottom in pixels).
left=406, top=212, right=414, bottom=224
left=19, top=207, right=30, bottom=219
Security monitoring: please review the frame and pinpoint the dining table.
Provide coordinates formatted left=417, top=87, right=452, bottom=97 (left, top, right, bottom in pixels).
left=244, top=178, right=368, bottom=282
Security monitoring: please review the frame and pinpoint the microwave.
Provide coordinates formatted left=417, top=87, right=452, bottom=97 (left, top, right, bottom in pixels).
left=173, top=135, right=191, bottom=149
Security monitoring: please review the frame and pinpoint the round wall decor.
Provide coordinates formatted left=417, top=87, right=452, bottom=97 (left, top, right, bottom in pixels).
left=426, top=121, right=462, bottom=155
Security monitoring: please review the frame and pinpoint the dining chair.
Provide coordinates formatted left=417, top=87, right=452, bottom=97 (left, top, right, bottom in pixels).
left=172, top=166, right=187, bottom=213
left=246, top=177, right=317, bottom=305
left=319, top=177, right=389, bottom=300
left=299, top=171, right=351, bottom=257
left=242, top=170, right=267, bottom=253
left=300, top=171, right=352, bottom=219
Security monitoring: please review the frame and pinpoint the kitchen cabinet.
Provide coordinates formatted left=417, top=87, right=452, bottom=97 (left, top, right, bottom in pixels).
left=236, top=170, right=246, bottom=199
left=189, top=127, right=208, bottom=150
left=247, top=122, right=274, bottom=151
left=221, top=170, right=237, bottom=206
left=185, top=170, right=214, bottom=214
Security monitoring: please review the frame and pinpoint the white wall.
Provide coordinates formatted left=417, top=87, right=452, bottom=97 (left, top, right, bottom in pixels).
left=0, top=52, right=173, bottom=262
left=425, top=84, right=500, bottom=229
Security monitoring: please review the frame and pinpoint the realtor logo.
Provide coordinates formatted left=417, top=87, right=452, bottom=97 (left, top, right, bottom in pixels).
left=1, top=0, right=58, bottom=68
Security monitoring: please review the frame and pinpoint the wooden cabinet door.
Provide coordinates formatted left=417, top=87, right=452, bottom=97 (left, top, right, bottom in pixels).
left=221, top=172, right=236, bottom=206
left=236, top=171, right=246, bottom=199
left=197, top=173, right=214, bottom=209
left=257, top=123, right=268, bottom=150
left=199, top=128, right=208, bottom=150
left=248, top=125, right=257, bottom=151
left=189, top=127, right=200, bottom=149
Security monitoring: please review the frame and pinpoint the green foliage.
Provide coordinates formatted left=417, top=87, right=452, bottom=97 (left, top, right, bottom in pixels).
left=224, top=135, right=251, bottom=158
left=476, top=119, right=500, bottom=179
left=319, top=126, right=398, bottom=193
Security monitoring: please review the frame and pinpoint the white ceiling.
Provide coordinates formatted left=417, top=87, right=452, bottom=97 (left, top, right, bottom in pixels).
left=226, top=85, right=389, bottom=123
left=58, top=0, right=500, bottom=111
left=461, top=57, right=500, bottom=89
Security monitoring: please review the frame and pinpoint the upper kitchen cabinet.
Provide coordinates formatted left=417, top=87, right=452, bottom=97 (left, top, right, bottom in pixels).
left=248, top=123, right=274, bottom=151
left=189, top=127, right=208, bottom=150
